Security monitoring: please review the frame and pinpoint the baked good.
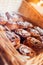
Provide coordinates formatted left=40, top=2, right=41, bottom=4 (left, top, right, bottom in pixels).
left=18, top=44, right=36, bottom=58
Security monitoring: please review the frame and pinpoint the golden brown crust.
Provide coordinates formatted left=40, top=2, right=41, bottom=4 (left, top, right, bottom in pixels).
left=23, top=37, right=43, bottom=52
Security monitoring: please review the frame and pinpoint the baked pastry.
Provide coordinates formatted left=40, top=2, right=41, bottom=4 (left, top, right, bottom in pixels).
left=16, top=21, right=33, bottom=29
left=40, top=36, right=43, bottom=43
left=34, top=27, right=43, bottom=35
left=23, top=37, right=43, bottom=51
left=14, top=29, right=31, bottom=38
left=30, top=28, right=40, bottom=37
left=6, top=31, right=20, bottom=49
left=6, top=12, right=23, bottom=22
left=5, top=22, right=19, bottom=30
left=18, top=44, right=36, bottom=58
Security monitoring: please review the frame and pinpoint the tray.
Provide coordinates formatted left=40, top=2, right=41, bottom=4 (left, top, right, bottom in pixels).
left=19, top=0, right=43, bottom=28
